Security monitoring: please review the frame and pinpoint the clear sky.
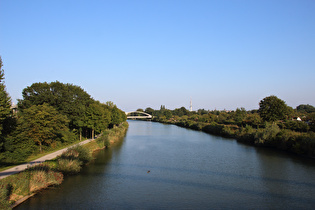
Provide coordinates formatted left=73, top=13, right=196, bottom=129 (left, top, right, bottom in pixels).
left=1, top=0, right=314, bottom=112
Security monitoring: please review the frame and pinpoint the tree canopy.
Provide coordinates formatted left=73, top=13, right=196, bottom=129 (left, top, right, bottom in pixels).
left=297, top=104, right=315, bottom=113
left=0, top=57, right=12, bottom=152
left=258, top=95, right=292, bottom=122
left=18, top=104, right=69, bottom=153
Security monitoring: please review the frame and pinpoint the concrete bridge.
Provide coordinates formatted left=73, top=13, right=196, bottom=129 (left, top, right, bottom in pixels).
left=125, top=111, right=153, bottom=119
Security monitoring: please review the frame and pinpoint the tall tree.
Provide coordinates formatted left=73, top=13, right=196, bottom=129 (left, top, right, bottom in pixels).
left=85, top=101, right=111, bottom=139
left=105, top=101, right=126, bottom=125
left=0, top=56, right=12, bottom=152
left=18, top=104, right=69, bottom=153
left=296, top=104, right=315, bottom=113
left=109, top=104, right=126, bottom=127
left=18, top=81, right=94, bottom=132
left=259, top=95, right=292, bottom=122
left=145, top=107, right=154, bottom=115
left=234, top=107, right=247, bottom=125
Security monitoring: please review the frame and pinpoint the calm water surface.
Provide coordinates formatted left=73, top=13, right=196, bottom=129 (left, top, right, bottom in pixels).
left=17, top=121, right=315, bottom=209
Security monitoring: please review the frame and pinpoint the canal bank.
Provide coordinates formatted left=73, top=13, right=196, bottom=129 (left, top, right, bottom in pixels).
left=152, top=118, right=315, bottom=159
left=0, top=122, right=129, bottom=209
left=16, top=121, right=315, bottom=210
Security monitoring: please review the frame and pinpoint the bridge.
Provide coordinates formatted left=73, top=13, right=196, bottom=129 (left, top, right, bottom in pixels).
left=125, top=111, right=153, bottom=119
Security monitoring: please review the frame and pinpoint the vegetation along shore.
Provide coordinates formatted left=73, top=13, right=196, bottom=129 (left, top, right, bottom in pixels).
left=0, top=122, right=128, bottom=209
left=0, top=57, right=128, bottom=209
left=141, top=97, right=315, bottom=159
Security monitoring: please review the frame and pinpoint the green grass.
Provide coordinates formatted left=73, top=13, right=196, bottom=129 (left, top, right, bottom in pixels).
left=0, top=122, right=129, bottom=209
left=0, top=138, right=88, bottom=172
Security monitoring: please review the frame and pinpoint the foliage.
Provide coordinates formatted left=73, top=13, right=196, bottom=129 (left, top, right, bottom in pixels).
left=296, top=104, right=315, bottom=113
left=71, top=145, right=92, bottom=164
left=234, top=107, right=247, bottom=125
left=0, top=122, right=129, bottom=208
left=56, top=145, right=93, bottom=174
left=254, top=123, right=281, bottom=145
left=57, top=159, right=82, bottom=174
left=85, top=101, right=111, bottom=138
left=279, top=120, right=309, bottom=132
left=145, top=107, right=154, bottom=115
left=107, top=103, right=126, bottom=128
left=259, top=95, right=292, bottom=122
left=148, top=98, right=315, bottom=158
left=18, top=81, right=94, bottom=132
left=0, top=163, right=63, bottom=208
left=0, top=57, right=12, bottom=153
left=0, top=80, right=127, bottom=160
left=18, top=104, right=69, bottom=153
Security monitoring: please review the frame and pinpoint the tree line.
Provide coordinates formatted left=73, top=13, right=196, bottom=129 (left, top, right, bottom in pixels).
left=0, top=57, right=126, bottom=165
left=141, top=96, right=315, bottom=158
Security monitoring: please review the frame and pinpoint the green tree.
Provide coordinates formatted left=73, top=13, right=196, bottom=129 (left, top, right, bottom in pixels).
left=85, top=102, right=111, bottom=139
left=18, top=81, right=94, bottom=136
left=104, top=101, right=126, bottom=127
left=164, top=110, right=172, bottom=119
left=244, top=112, right=262, bottom=128
left=197, top=109, right=209, bottom=115
left=296, top=104, right=315, bottom=113
left=110, top=106, right=126, bottom=127
left=306, top=113, right=315, bottom=132
left=259, top=95, right=292, bottom=122
left=234, top=107, right=247, bottom=125
left=0, top=56, right=12, bottom=152
left=18, top=104, right=69, bottom=153
left=145, top=107, right=154, bottom=115
left=173, top=107, right=189, bottom=117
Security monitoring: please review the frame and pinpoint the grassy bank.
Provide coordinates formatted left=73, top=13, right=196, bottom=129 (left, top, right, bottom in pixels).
left=154, top=118, right=315, bottom=158
left=0, top=122, right=129, bottom=209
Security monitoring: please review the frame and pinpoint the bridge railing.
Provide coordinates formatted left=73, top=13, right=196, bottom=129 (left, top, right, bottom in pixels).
left=125, top=111, right=153, bottom=119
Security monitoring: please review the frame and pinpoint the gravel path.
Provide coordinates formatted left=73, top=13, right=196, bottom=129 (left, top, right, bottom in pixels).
left=0, top=138, right=94, bottom=180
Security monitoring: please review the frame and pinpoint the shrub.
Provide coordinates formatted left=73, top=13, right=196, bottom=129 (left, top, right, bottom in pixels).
left=73, top=145, right=92, bottom=164
left=0, top=183, right=12, bottom=209
left=254, top=123, right=281, bottom=145
left=0, top=163, right=63, bottom=208
left=57, top=159, right=82, bottom=174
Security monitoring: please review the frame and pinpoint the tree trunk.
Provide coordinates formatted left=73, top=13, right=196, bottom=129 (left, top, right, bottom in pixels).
left=92, top=129, right=94, bottom=139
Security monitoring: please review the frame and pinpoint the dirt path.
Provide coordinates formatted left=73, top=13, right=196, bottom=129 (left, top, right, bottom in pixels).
left=0, top=138, right=94, bottom=180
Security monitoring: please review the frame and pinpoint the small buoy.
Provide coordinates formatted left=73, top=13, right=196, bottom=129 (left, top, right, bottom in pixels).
left=147, top=170, right=150, bottom=173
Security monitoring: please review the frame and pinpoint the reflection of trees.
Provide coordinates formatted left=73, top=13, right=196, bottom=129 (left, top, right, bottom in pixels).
left=255, top=148, right=290, bottom=205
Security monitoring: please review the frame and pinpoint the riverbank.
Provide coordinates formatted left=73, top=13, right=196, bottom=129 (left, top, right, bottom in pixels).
left=153, top=118, right=315, bottom=159
left=0, top=122, right=129, bottom=209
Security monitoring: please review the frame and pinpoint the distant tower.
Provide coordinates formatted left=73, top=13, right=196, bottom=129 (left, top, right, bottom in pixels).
left=190, top=98, right=192, bottom=112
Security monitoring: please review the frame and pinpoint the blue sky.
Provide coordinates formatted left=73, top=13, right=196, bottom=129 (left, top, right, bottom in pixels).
left=1, top=0, right=315, bottom=111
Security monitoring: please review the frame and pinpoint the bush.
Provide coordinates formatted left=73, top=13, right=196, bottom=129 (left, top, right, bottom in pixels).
left=73, top=145, right=92, bottom=164
left=254, top=123, right=281, bottom=145
left=0, top=183, right=12, bottom=209
left=291, top=132, right=315, bottom=157
left=202, top=122, right=224, bottom=135
left=56, top=145, right=92, bottom=174
left=0, top=163, right=63, bottom=208
left=57, top=159, right=82, bottom=174
left=282, top=120, right=309, bottom=132
left=222, top=125, right=238, bottom=137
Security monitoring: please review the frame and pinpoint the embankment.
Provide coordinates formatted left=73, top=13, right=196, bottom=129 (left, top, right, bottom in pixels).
left=154, top=118, right=315, bottom=158
left=0, top=122, right=129, bottom=209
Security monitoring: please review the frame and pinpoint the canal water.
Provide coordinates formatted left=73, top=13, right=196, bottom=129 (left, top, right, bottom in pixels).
left=17, top=121, right=315, bottom=209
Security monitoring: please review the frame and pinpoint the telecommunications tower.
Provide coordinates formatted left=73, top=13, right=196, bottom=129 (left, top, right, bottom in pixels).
left=190, top=98, right=192, bottom=112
